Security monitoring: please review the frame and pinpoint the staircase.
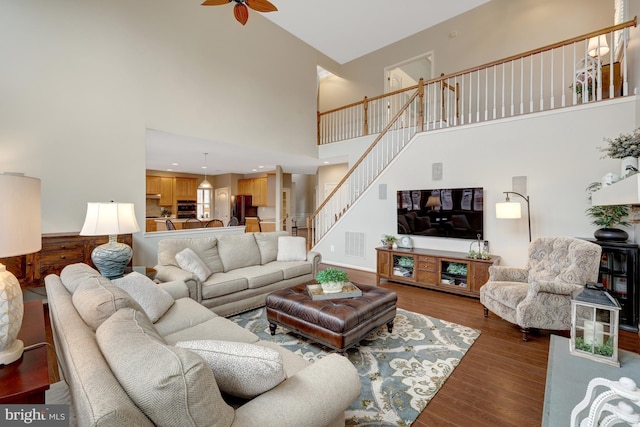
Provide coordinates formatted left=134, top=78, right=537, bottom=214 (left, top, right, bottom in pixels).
left=307, top=18, right=637, bottom=249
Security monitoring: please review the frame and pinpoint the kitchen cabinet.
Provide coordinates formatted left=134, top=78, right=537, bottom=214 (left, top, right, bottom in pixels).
left=238, top=177, right=268, bottom=206
left=174, top=177, right=197, bottom=200
left=145, top=219, right=157, bottom=232
left=160, top=177, right=173, bottom=206
left=1, top=232, right=133, bottom=287
left=376, top=247, right=499, bottom=298
left=146, top=176, right=161, bottom=194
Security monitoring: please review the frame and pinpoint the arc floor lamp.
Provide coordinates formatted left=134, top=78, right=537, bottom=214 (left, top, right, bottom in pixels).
left=496, top=191, right=531, bottom=242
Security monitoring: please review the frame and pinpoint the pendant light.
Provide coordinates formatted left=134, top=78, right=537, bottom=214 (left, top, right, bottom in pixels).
left=199, top=153, right=212, bottom=189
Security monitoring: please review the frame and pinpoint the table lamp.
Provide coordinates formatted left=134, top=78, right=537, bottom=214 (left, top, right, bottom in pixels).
left=0, top=173, right=41, bottom=365
left=79, top=202, right=140, bottom=279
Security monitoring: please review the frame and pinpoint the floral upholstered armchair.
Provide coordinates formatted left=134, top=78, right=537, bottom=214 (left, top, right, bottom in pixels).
left=480, top=237, right=602, bottom=341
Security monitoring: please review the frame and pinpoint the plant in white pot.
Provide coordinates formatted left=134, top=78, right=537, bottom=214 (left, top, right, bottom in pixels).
left=598, top=127, right=640, bottom=178
left=586, top=182, right=630, bottom=241
left=316, top=268, right=349, bottom=294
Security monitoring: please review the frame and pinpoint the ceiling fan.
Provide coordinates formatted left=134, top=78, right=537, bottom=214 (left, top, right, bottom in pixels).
left=201, top=0, right=278, bottom=26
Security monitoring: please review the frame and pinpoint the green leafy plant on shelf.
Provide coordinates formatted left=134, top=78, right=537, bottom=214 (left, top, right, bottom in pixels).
left=446, top=262, right=467, bottom=276
left=467, top=250, right=492, bottom=260
left=397, top=256, right=414, bottom=268
left=575, top=336, right=614, bottom=357
left=316, top=268, right=348, bottom=284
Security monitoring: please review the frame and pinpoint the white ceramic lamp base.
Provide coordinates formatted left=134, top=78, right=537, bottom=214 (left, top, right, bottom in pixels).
left=91, top=236, right=133, bottom=279
left=0, top=265, right=25, bottom=365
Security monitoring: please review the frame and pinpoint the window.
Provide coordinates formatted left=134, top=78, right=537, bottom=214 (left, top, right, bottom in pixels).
left=197, top=188, right=212, bottom=220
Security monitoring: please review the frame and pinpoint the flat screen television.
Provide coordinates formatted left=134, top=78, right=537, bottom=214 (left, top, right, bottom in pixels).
left=397, top=187, right=484, bottom=240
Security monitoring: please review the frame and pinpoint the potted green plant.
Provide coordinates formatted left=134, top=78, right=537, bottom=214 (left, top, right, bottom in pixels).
left=316, top=268, right=349, bottom=293
left=598, top=128, right=640, bottom=177
left=381, top=235, right=397, bottom=249
left=585, top=182, right=630, bottom=241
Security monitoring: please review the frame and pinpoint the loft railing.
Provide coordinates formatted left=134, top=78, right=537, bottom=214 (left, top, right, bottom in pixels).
left=317, top=18, right=637, bottom=146
left=309, top=18, right=637, bottom=249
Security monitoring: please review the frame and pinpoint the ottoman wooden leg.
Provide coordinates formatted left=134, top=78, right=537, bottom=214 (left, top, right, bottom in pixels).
left=269, top=322, right=277, bottom=336
left=386, top=320, right=394, bottom=333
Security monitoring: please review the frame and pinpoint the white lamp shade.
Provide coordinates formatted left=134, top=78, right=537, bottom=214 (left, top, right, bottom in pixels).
left=80, top=202, right=141, bottom=236
left=0, top=174, right=42, bottom=257
left=588, top=35, right=609, bottom=57
left=496, top=201, right=522, bottom=219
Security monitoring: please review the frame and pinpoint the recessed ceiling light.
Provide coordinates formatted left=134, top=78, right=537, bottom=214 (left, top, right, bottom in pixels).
left=323, top=161, right=330, bottom=164
left=252, top=169, right=257, bottom=172
left=171, top=163, right=179, bottom=166
left=258, top=165, right=264, bottom=169
left=166, top=168, right=173, bottom=171
left=201, top=166, right=207, bottom=169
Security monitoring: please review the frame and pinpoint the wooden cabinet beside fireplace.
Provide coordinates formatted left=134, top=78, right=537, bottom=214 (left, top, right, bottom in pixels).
left=0, top=232, right=133, bottom=288
left=376, top=247, right=499, bottom=298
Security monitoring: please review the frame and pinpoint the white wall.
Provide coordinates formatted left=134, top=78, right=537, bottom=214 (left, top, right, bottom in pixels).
left=314, top=98, right=638, bottom=270
left=319, top=0, right=614, bottom=112
left=0, top=0, right=329, bottom=264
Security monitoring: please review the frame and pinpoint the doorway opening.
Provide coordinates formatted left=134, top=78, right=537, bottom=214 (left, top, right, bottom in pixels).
left=384, top=52, right=434, bottom=93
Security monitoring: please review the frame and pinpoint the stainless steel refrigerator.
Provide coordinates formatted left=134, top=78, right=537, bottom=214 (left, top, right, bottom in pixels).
left=233, top=195, right=257, bottom=225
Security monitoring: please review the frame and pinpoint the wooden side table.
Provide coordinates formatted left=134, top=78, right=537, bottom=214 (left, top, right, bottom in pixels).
left=0, top=300, right=50, bottom=403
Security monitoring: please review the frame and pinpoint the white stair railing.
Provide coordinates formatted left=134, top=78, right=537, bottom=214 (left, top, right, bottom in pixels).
left=308, top=87, right=423, bottom=248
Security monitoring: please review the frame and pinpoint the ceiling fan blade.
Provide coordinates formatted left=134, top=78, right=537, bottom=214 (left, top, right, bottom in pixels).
left=234, top=3, right=249, bottom=25
left=246, top=0, right=277, bottom=13
left=201, top=0, right=230, bottom=6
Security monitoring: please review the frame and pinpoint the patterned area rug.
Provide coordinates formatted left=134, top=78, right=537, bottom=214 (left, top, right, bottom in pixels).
left=229, top=307, right=480, bottom=426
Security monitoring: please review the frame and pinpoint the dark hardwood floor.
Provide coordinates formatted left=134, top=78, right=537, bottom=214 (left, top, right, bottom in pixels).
left=339, top=267, right=640, bottom=427
left=41, top=266, right=640, bottom=426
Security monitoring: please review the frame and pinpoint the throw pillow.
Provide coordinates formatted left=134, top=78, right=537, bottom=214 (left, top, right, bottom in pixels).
left=72, top=276, right=142, bottom=330
left=254, top=231, right=288, bottom=265
left=157, top=237, right=224, bottom=274
left=96, top=308, right=234, bottom=427
left=276, top=236, right=307, bottom=262
left=176, top=340, right=286, bottom=399
left=59, top=263, right=102, bottom=294
left=112, top=272, right=174, bottom=323
left=216, top=234, right=262, bottom=272
left=175, top=248, right=213, bottom=282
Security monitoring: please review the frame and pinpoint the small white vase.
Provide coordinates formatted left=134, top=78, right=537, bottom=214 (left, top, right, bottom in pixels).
left=621, top=156, right=638, bottom=177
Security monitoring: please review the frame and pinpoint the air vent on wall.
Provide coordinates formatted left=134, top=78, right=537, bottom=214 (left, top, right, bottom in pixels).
left=345, top=232, right=365, bottom=258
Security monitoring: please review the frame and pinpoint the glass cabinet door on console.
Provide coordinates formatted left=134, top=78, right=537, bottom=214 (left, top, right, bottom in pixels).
left=588, top=239, right=638, bottom=332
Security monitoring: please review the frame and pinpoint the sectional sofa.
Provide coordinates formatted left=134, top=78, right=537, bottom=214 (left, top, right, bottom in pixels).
left=45, top=263, right=360, bottom=426
left=154, top=231, right=321, bottom=316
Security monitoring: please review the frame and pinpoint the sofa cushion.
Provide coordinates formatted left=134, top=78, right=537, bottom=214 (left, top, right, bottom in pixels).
left=217, top=234, right=262, bottom=272
left=96, top=308, right=234, bottom=427
left=176, top=340, right=286, bottom=399
left=267, top=260, right=312, bottom=280
left=158, top=237, right=223, bottom=274
left=175, top=248, right=213, bottom=281
left=276, top=236, right=307, bottom=262
left=162, top=317, right=260, bottom=345
left=72, top=276, right=142, bottom=330
left=153, top=297, right=217, bottom=337
left=232, top=265, right=284, bottom=289
left=201, top=273, right=249, bottom=299
left=113, top=272, right=175, bottom=323
left=254, top=231, right=288, bottom=265
left=60, top=263, right=102, bottom=294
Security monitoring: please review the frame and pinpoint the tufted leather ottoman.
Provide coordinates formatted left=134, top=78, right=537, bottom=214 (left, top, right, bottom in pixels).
left=265, top=283, right=397, bottom=353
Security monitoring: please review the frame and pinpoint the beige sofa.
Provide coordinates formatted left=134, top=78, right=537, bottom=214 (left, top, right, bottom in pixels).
left=154, top=231, right=321, bottom=316
left=45, top=263, right=360, bottom=427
